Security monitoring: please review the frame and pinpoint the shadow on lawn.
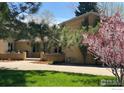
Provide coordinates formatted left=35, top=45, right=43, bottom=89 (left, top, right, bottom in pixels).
left=0, top=69, right=115, bottom=87
left=0, top=70, right=26, bottom=86
left=0, top=70, right=49, bottom=86
left=51, top=62, right=106, bottom=68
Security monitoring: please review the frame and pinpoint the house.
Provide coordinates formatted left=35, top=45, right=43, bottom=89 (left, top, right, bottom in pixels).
left=14, top=39, right=32, bottom=52
left=60, top=12, right=99, bottom=31
left=0, top=39, right=31, bottom=53
left=0, top=38, right=42, bottom=58
left=0, top=39, right=8, bottom=54
left=0, top=12, right=99, bottom=63
left=59, top=12, right=100, bottom=64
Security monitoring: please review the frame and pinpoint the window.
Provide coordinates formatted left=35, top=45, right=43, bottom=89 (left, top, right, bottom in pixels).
left=54, top=46, right=62, bottom=54
left=8, top=42, right=13, bottom=52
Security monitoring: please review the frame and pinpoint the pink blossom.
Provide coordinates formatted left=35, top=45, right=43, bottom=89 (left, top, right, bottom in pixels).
left=83, top=12, right=124, bottom=67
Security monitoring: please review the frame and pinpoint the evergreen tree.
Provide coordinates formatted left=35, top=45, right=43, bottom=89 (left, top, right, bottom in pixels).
left=75, top=2, right=98, bottom=16
left=0, top=2, right=41, bottom=39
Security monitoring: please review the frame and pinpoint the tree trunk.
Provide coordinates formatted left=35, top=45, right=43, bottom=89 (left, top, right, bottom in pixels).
left=115, top=71, right=124, bottom=86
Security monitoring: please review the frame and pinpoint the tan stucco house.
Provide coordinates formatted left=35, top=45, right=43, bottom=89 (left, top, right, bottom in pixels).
left=0, top=38, right=43, bottom=58
left=59, top=12, right=100, bottom=64
left=14, top=39, right=32, bottom=52
left=60, top=12, right=99, bottom=31
left=0, top=39, right=31, bottom=53
left=0, top=39, right=8, bottom=54
left=0, top=12, right=99, bottom=64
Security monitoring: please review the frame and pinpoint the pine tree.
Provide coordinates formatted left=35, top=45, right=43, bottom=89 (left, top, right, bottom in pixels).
left=0, top=2, right=41, bottom=39
left=75, top=2, right=98, bottom=16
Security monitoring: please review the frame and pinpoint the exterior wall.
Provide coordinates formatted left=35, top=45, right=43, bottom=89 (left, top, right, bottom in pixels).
left=63, top=16, right=84, bottom=31
left=27, top=52, right=41, bottom=58
left=0, top=52, right=26, bottom=60
left=40, top=53, right=65, bottom=62
left=0, top=39, right=33, bottom=53
left=88, top=13, right=99, bottom=26
left=64, top=46, right=83, bottom=64
left=14, top=40, right=32, bottom=52
left=60, top=12, right=99, bottom=31
left=64, top=46, right=95, bottom=64
left=59, top=12, right=99, bottom=64
left=0, top=39, right=8, bottom=54
left=87, top=52, right=95, bottom=64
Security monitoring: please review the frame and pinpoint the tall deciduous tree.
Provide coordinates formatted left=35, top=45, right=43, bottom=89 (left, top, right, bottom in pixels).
left=28, top=21, right=50, bottom=52
left=83, top=12, right=124, bottom=86
left=40, top=10, right=55, bottom=25
left=75, top=2, right=98, bottom=16
left=98, top=2, right=124, bottom=17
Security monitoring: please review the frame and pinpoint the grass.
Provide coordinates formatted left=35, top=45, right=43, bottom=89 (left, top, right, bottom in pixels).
left=0, top=70, right=115, bottom=86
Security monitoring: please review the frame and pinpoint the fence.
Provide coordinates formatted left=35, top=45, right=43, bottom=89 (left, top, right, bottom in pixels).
left=0, top=52, right=26, bottom=60
left=41, top=53, right=65, bottom=62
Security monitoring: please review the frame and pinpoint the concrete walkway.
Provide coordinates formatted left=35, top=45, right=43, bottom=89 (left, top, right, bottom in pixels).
left=0, top=60, right=113, bottom=76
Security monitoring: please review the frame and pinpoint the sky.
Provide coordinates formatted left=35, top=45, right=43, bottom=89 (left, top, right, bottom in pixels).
left=25, top=2, right=124, bottom=24
left=36, top=2, right=79, bottom=24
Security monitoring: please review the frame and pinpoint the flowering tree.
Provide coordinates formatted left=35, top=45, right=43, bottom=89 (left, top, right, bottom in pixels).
left=82, top=12, right=124, bottom=86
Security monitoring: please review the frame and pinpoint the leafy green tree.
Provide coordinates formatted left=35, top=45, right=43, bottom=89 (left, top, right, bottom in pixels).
left=28, top=22, right=50, bottom=40
left=75, top=2, right=98, bottom=16
left=16, top=22, right=30, bottom=40
left=0, top=3, right=10, bottom=39
left=28, top=21, right=50, bottom=52
left=0, top=3, right=10, bottom=22
left=8, top=2, right=41, bottom=20
left=57, top=25, right=99, bottom=64
left=44, top=25, right=61, bottom=52
left=49, top=26, right=82, bottom=53
left=0, top=2, right=41, bottom=39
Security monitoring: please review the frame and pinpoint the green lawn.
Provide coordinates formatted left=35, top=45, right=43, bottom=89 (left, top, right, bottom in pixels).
left=0, top=70, right=115, bottom=86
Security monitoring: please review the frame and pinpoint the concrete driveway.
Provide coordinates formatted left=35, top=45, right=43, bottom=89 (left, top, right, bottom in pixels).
left=0, top=60, right=114, bottom=76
